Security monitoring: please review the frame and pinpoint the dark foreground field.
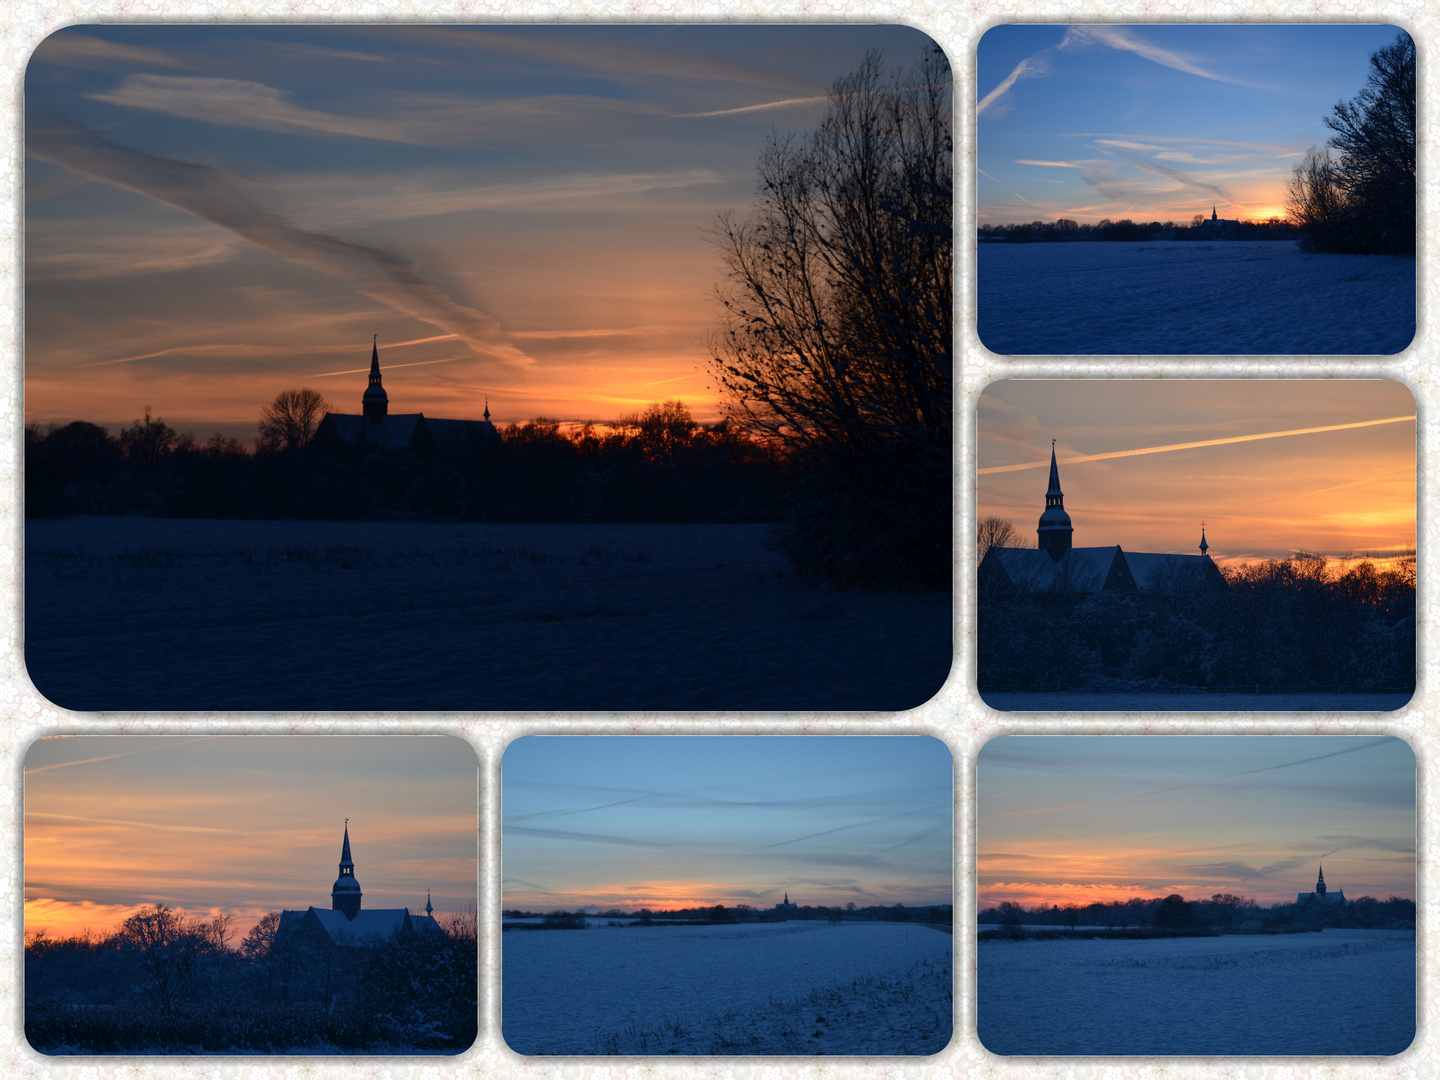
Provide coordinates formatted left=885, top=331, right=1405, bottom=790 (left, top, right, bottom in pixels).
left=26, top=518, right=952, bottom=711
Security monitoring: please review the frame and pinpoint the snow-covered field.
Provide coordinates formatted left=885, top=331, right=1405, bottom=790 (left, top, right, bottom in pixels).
left=982, top=691, right=1413, bottom=713
left=978, top=241, right=1415, bottom=354
left=979, top=929, right=1414, bottom=1055
left=503, top=921, right=953, bottom=1055
left=25, top=518, right=952, bottom=711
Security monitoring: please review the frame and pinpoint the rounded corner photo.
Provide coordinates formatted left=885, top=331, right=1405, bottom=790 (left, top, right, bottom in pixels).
left=976, top=379, right=1415, bottom=712
left=24, top=25, right=952, bottom=714
left=23, top=735, right=479, bottom=1055
left=501, top=735, right=954, bottom=1055
left=976, top=24, right=1415, bottom=355
left=976, top=735, right=1416, bottom=1055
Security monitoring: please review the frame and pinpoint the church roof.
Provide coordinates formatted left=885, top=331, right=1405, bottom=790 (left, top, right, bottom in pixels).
left=424, top=416, right=502, bottom=451
left=1122, top=552, right=1226, bottom=592
left=316, top=412, right=429, bottom=451
left=290, top=905, right=417, bottom=945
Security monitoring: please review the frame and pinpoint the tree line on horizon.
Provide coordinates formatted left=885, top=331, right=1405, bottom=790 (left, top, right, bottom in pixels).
left=25, top=902, right=477, bottom=1053
left=503, top=901, right=953, bottom=928
left=25, top=399, right=786, bottom=530
left=978, top=523, right=1415, bottom=694
left=978, top=892, right=1416, bottom=936
left=978, top=216, right=1297, bottom=244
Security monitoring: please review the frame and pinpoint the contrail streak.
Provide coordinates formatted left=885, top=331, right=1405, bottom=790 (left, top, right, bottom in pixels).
left=978, top=416, right=1415, bottom=475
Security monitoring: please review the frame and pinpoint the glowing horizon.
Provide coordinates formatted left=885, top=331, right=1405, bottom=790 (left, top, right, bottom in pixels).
left=978, top=737, right=1416, bottom=910
left=25, top=25, right=942, bottom=442
left=978, top=25, right=1406, bottom=226
left=977, top=381, right=1415, bottom=561
left=24, top=737, right=478, bottom=941
left=502, top=737, right=953, bottom=913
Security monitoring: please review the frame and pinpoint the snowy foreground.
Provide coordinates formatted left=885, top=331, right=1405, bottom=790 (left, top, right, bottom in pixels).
left=979, top=929, right=1414, bottom=1054
left=25, top=518, right=952, bottom=711
left=503, top=921, right=953, bottom=1055
left=982, top=690, right=1414, bottom=713
left=978, top=241, right=1416, bottom=354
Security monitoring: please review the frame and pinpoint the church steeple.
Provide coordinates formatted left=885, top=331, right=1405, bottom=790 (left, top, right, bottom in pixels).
left=1199, top=523, right=1209, bottom=555
left=1037, top=440, right=1074, bottom=562
left=1211, top=205, right=1218, bottom=222
left=1316, top=865, right=1326, bottom=897
left=362, top=335, right=389, bottom=424
left=331, top=819, right=363, bottom=920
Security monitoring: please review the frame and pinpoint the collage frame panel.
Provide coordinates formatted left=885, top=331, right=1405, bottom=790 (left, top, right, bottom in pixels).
left=1, top=3, right=1433, bottom=1080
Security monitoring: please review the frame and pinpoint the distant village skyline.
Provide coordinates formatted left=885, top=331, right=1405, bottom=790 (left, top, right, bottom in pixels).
left=25, top=24, right=940, bottom=442
left=502, top=738, right=953, bottom=912
left=978, top=24, right=1405, bottom=226
left=978, top=737, right=1416, bottom=909
left=24, top=737, right=478, bottom=940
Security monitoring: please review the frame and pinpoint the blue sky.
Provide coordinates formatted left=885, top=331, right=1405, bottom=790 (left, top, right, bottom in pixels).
left=978, top=24, right=1407, bottom=226
left=502, top=737, right=954, bottom=911
left=26, top=25, right=941, bottom=439
left=978, top=736, right=1415, bottom=908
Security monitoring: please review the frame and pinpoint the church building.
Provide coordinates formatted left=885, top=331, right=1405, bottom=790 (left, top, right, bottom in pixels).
left=1297, top=865, right=1346, bottom=905
left=774, top=892, right=799, bottom=920
left=979, top=442, right=1226, bottom=595
left=312, top=337, right=502, bottom=455
left=277, top=823, right=444, bottom=947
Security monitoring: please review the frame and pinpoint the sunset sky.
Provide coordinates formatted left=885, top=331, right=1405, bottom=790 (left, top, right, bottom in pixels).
left=977, top=380, right=1415, bottom=562
left=25, top=736, right=478, bottom=940
left=502, top=737, right=953, bottom=912
left=25, top=24, right=940, bottom=442
left=978, top=24, right=1406, bottom=226
left=978, top=736, right=1416, bottom=909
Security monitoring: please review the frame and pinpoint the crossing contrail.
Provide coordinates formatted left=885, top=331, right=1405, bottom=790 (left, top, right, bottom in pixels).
left=978, top=415, right=1415, bottom=475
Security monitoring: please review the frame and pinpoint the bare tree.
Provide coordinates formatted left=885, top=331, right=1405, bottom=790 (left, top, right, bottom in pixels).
left=1288, top=31, right=1414, bottom=254
left=977, top=516, right=1019, bottom=564
left=258, top=388, right=331, bottom=453
left=708, top=47, right=952, bottom=587
left=115, top=904, right=204, bottom=1014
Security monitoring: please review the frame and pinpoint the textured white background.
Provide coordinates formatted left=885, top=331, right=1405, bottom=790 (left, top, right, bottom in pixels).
left=0, top=2, right=1433, bottom=1079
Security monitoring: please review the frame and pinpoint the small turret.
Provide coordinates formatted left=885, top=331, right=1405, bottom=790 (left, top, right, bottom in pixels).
left=1199, top=524, right=1209, bottom=555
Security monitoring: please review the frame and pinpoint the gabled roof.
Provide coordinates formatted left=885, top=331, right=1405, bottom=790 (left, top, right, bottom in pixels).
left=1122, top=552, right=1226, bottom=592
left=301, top=906, right=415, bottom=945
left=423, top=416, right=502, bottom=451
left=981, top=546, right=1125, bottom=594
left=316, top=412, right=429, bottom=451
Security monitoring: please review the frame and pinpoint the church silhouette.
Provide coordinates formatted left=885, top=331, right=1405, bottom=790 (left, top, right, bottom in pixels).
left=980, top=442, right=1225, bottom=595
left=312, top=337, right=502, bottom=455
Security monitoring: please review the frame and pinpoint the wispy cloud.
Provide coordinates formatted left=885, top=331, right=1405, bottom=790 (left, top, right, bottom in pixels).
left=91, top=75, right=663, bottom=148
left=28, top=124, right=532, bottom=367
left=670, top=95, right=827, bottom=119
left=978, top=55, right=1050, bottom=116
left=978, top=416, right=1416, bottom=475
left=1058, top=25, right=1248, bottom=86
left=33, top=32, right=188, bottom=71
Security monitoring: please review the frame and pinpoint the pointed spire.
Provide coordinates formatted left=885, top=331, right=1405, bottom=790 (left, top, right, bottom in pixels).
left=363, top=336, right=389, bottom=422
left=483, top=399, right=491, bottom=422
left=1199, top=522, right=1209, bottom=555
left=1046, top=439, right=1062, bottom=497
left=426, top=890, right=433, bottom=916
left=340, top=819, right=353, bottom=868
left=1212, top=205, right=1217, bottom=221
left=1037, top=438, right=1074, bottom=561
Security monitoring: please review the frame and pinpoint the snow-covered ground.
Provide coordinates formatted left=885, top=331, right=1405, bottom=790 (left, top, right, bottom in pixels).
left=979, top=929, right=1414, bottom=1054
left=982, top=691, right=1413, bottom=712
left=25, top=518, right=952, bottom=711
left=503, top=920, right=953, bottom=1055
left=978, top=241, right=1415, bottom=354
